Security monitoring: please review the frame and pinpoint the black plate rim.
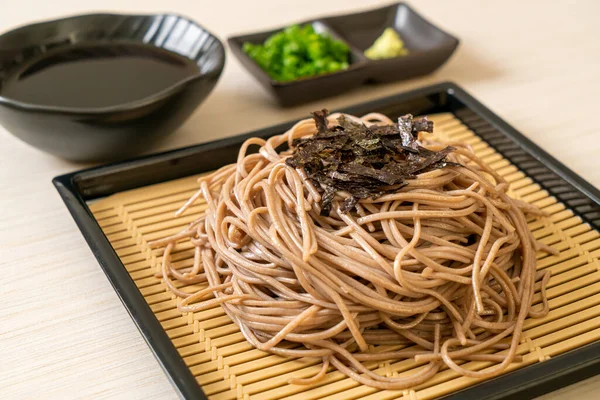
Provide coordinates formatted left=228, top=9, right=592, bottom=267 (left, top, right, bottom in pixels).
left=53, top=81, right=600, bottom=400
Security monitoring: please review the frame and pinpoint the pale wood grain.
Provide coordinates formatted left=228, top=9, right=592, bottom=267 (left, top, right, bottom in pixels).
left=0, top=0, right=598, bottom=399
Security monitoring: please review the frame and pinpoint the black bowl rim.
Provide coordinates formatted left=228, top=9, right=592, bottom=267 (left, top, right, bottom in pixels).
left=227, top=1, right=459, bottom=87
left=0, top=12, right=226, bottom=115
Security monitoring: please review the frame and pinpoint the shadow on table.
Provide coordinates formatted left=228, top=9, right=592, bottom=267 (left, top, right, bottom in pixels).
left=436, top=48, right=503, bottom=83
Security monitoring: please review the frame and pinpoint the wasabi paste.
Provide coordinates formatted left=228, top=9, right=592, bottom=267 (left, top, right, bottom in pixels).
left=364, top=28, right=409, bottom=60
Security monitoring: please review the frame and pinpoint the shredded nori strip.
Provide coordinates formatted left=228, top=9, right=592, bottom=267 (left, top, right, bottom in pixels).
left=286, top=109, right=458, bottom=216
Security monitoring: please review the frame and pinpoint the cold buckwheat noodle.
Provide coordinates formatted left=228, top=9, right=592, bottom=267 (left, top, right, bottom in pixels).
left=149, top=112, right=553, bottom=389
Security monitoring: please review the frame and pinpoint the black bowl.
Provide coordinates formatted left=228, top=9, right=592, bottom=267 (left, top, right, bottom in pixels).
left=0, top=13, right=225, bottom=162
left=228, top=2, right=459, bottom=107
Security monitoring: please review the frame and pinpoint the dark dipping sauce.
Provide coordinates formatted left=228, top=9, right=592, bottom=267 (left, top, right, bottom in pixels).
left=0, top=43, right=200, bottom=108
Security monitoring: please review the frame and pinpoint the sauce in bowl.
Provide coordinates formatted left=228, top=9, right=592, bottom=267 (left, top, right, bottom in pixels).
left=0, top=43, right=200, bottom=109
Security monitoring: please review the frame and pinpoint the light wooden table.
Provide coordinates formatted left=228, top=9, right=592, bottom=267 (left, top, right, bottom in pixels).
left=1, top=0, right=598, bottom=398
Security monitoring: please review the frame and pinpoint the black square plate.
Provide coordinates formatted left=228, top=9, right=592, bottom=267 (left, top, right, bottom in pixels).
left=228, top=2, right=459, bottom=106
left=53, top=83, right=600, bottom=399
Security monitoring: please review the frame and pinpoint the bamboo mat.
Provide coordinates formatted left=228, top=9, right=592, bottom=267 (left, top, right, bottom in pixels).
left=89, top=113, right=600, bottom=400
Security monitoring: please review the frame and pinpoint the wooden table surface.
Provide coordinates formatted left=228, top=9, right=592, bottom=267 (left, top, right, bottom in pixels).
left=1, top=0, right=599, bottom=398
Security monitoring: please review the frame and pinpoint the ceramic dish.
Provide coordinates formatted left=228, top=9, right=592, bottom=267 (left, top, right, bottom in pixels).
left=228, top=3, right=459, bottom=106
left=0, top=13, right=225, bottom=162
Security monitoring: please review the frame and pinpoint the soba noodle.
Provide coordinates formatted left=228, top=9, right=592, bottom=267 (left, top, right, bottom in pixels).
left=149, top=112, right=552, bottom=389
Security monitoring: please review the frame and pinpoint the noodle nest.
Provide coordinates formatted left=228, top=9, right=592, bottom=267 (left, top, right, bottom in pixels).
left=150, top=112, right=552, bottom=389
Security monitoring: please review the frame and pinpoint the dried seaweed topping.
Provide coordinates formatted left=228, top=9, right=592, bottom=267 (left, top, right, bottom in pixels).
left=286, top=109, right=457, bottom=215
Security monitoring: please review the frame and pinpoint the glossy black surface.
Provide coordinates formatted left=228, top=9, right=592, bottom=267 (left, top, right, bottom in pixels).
left=54, top=82, right=600, bottom=399
left=228, top=3, right=459, bottom=106
left=0, top=13, right=225, bottom=162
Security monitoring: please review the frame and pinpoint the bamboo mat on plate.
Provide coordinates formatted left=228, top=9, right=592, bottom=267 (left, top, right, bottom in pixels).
left=89, top=113, right=600, bottom=400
